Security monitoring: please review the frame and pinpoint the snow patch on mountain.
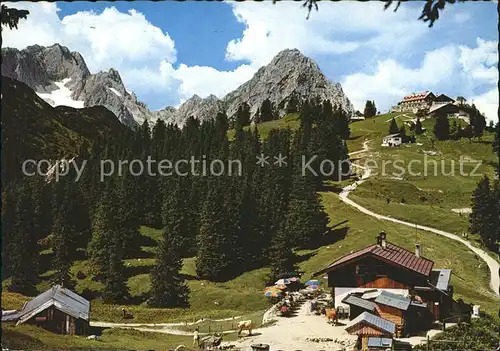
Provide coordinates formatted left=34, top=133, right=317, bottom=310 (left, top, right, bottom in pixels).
left=108, top=87, right=122, bottom=97
left=36, top=78, right=84, bottom=109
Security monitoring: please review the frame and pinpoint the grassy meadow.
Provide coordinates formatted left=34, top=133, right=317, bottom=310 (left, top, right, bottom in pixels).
left=3, top=111, right=499, bottom=348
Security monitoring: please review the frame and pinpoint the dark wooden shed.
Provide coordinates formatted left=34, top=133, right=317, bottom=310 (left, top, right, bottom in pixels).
left=15, top=285, right=90, bottom=335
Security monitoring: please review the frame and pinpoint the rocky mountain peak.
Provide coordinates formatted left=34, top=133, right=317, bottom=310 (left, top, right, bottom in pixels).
left=2, top=45, right=354, bottom=129
left=222, top=48, right=354, bottom=120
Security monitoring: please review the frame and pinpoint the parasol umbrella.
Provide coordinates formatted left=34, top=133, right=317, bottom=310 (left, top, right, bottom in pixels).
left=264, top=286, right=282, bottom=292
left=306, top=284, right=320, bottom=290
left=274, top=284, right=287, bottom=290
left=305, top=279, right=320, bottom=286
left=275, top=278, right=291, bottom=285
left=264, top=290, right=283, bottom=297
left=287, top=277, right=300, bottom=282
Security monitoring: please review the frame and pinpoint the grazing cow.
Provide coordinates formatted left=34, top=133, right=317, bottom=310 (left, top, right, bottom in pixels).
left=237, top=320, right=253, bottom=336
left=325, top=308, right=338, bottom=325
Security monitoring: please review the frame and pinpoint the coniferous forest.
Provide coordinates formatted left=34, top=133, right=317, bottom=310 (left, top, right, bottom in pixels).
left=2, top=99, right=351, bottom=308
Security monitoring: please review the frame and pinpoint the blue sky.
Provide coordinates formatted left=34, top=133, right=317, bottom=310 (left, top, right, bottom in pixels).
left=3, top=1, right=498, bottom=121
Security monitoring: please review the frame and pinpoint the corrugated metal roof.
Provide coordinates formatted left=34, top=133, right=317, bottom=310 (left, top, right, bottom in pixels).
left=361, top=290, right=381, bottom=300
left=342, top=295, right=378, bottom=311
left=430, top=269, right=451, bottom=291
left=16, top=285, right=90, bottom=325
left=314, top=242, right=434, bottom=277
left=375, top=291, right=410, bottom=311
left=346, top=312, right=396, bottom=335
left=367, top=337, right=393, bottom=348
left=1, top=310, right=20, bottom=322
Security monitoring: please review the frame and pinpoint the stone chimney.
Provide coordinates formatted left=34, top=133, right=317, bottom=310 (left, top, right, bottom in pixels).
left=415, top=244, right=421, bottom=257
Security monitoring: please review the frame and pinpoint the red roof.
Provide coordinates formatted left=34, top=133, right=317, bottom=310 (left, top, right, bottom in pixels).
left=402, top=91, right=433, bottom=102
left=314, top=242, right=434, bottom=277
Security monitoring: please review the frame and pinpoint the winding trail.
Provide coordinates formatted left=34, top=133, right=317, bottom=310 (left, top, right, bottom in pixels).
left=343, top=140, right=499, bottom=296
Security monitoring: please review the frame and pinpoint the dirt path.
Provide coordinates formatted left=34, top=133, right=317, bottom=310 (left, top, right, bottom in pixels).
left=343, top=141, right=499, bottom=296
left=90, top=315, right=242, bottom=335
left=228, top=302, right=357, bottom=351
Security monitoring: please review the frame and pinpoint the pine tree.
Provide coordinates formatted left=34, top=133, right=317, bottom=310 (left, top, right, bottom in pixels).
left=363, top=100, right=376, bottom=118
left=260, top=99, right=274, bottom=122
left=2, top=185, right=16, bottom=278
left=433, top=114, right=449, bottom=140
left=268, top=221, right=298, bottom=284
left=102, top=240, right=130, bottom=304
left=235, top=102, right=251, bottom=128
left=469, top=176, right=493, bottom=246
left=286, top=172, right=329, bottom=249
left=286, top=94, right=299, bottom=114
left=196, top=182, right=232, bottom=281
left=415, top=118, right=423, bottom=134
left=8, top=182, right=39, bottom=295
left=493, top=122, right=499, bottom=155
left=399, top=125, right=407, bottom=142
left=87, top=188, right=118, bottom=279
left=148, top=227, right=190, bottom=307
left=388, top=118, right=399, bottom=135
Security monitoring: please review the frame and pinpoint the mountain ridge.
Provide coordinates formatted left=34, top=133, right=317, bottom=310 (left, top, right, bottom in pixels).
left=1, top=45, right=354, bottom=128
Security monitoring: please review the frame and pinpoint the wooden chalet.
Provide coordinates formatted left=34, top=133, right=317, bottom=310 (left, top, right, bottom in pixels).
left=313, top=233, right=453, bottom=322
left=9, top=285, right=90, bottom=335
left=345, top=312, right=395, bottom=351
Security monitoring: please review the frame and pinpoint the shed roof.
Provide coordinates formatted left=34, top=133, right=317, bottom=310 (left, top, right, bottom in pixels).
left=313, top=242, right=434, bottom=277
left=1, top=310, right=20, bottom=322
left=374, top=291, right=411, bottom=311
left=383, top=133, right=401, bottom=139
left=342, top=295, right=378, bottom=311
left=17, top=285, right=90, bottom=325
left=367, top=337, right=393, bottom=348
left=429, top=102, right=459, bottom=114
left=346, top=311, right=396, bottom=335
left=429, top=269, right=451, bottom=291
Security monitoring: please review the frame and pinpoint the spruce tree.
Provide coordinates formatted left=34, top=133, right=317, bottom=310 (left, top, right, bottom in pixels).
left=388, top=117, right=399, bottom=135
left=363, top=100, right=376, bottom=118
left=286, top=172, right=329, bottom=249
left=260, top=99, right=274, bottom=122
left=433, top=114, right=450, bottom=140
left=196, top=182, right=232, bottom=281
left=286, top=95, right=299, bottom=114
left=148, top=226, right=190, bottom=307
left=1, top=185, right=16, bottom=278
left=102, top=240, right=130, bottom=304
left=415, top=118, right=423, bottom=134
left=8, top=182, right=39, bottom=295
left=268, top=221, right=298, bottom=284
left=469, top=176, right=493, bottom=247
left=493, top=122, right=499, bottom=155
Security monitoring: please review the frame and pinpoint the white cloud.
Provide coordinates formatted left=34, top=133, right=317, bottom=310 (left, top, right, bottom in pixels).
left=226, top=1, right=427, bottom=67
left=472, top=89, right=498, bottom=124
left=172, top=64, right=255, bottom=100
left=341, top=39, right=498, bottom=122
left=2, top=2, right=257, bottom=108
left=459, top=38, right=497, bottom=85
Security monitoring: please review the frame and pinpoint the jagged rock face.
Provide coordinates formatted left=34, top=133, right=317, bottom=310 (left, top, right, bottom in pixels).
left=223, top=49, right=354, bottom=120
left=2, top=45, right=354, bottom=129
left=1, top=44, right=90, bottom=93
left=174, top=94, right=225, bottom=126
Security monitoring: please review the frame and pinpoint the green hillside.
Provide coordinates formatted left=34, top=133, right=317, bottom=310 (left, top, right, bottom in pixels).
left=2, top=107, right=498, bottom=349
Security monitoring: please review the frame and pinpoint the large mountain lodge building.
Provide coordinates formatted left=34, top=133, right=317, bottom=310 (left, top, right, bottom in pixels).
left=313, top=233, right=454, bottom=323
left=391, top=91, right=459, bottom=114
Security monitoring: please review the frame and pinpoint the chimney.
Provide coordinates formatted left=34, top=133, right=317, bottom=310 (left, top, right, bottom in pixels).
left=377, top=232, right=387, bottom=249
left=415, top=244, right=421, bottom=258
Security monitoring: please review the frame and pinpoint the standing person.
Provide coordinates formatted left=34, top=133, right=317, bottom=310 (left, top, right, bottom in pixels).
left=193, top=328, right=200, bottom=348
